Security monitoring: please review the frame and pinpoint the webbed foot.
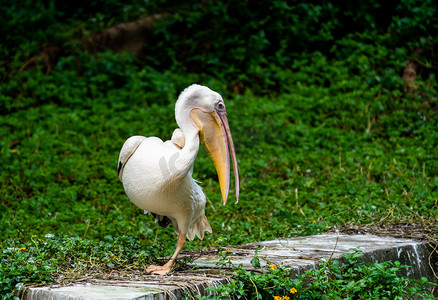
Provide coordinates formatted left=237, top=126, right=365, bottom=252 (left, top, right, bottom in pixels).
left=146, top=264, right=172, bottom=275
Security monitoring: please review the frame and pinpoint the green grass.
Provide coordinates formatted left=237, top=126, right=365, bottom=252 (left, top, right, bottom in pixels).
left=1, top=1, right=438, bottom=298
left=1, top=49, right=437, bottom=298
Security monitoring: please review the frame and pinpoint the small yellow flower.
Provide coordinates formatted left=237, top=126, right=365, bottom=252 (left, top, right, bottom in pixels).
left=273, top=296, right=282, bottom=300
left=269, top=264, right=277, bottom=270
left=114, top=256, right=118, bottom=260
left=290, top=287, right=297, bottom=294
left=312, top=220, right=317, bottom=224
left=283, top=296, right=290, bottom=300
left=11, top=149, right=20, bottom=154
left=226, top=249, right=231, bottom=253
left=17, top=247, right=26, bottom=252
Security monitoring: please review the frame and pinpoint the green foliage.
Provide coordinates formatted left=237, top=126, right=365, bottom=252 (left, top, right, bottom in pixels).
left=144, top=0, right=437, bottom=91
left=0, top=246, right=53, bottom=300
left=1, top=0, right=437, bottom=298
left=0, top=235, right=158, bottom=300
left=187, top=249, right=436, bottom=299
left=2, top=0, right=437, bottom=92
left=389, top=0, right=437, bottom=51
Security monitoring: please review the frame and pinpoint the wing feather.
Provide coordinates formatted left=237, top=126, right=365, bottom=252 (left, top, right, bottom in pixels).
left=117, top=136, right=147, bottom=180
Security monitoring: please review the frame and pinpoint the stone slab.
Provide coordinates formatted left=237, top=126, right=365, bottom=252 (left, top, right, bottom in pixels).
left=21, top=234, right=438, bottom=299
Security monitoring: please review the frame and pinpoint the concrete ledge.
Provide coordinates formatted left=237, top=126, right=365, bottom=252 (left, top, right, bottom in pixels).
left=21, top=234, right=438, bottom=299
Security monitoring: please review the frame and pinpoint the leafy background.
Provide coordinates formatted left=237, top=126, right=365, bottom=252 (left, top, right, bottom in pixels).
left=1, top=0, right=437, bottom=298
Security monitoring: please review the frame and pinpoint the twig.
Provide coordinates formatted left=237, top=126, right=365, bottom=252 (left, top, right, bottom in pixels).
left=428, top=243, right=438, bottom=281
left=411, top=57, right=438, bottom=70
left=249, top=276, right=259, bottom=299
left=323, top=232, right=340, bottom=271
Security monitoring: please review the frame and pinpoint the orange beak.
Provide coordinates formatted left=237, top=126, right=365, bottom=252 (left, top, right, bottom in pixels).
left=190, top=108, right=239, bottom=205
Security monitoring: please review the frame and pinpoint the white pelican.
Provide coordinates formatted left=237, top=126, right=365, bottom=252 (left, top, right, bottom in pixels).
left=118, top=84, right=239, bottom=275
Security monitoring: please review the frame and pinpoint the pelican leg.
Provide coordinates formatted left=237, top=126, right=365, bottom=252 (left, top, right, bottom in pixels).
left=146, top=233, right=187, bottom=275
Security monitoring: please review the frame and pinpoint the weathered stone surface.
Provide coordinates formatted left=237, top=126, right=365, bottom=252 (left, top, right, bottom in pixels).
left=21, top=234, right=438, bottom=299
left=23, top=285, right=162, bottom=300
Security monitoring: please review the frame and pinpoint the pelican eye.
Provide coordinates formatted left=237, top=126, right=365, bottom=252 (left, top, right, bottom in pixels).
left=215, top=101, right=225, bottom=111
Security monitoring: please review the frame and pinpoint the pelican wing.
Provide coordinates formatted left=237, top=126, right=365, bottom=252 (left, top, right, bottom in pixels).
left=118, top=135, right=147, bottom=181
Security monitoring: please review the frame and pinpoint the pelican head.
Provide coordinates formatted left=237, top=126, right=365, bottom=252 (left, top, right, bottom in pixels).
left=175, top=84, right=239, bottom=205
